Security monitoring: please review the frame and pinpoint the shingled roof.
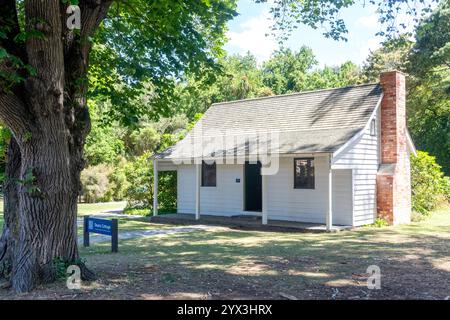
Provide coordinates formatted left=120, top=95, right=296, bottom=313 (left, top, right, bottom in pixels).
left=155, top=83, right=383, bottom=160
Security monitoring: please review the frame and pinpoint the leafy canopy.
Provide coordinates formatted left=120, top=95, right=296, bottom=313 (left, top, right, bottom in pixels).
left=88, top=0, right=237, bottom=125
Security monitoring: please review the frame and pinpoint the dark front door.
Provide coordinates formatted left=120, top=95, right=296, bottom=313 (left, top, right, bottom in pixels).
left=244, top=161, right=262, bottom=212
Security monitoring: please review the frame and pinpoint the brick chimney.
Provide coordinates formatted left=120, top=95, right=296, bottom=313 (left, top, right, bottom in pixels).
left=376, top=70, right=412, bottom=225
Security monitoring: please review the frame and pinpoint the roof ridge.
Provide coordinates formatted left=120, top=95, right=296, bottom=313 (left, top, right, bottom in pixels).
left=211, top=82, right=380, bottom=106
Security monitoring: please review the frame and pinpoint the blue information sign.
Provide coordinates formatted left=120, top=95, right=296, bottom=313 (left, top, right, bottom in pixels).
left=84, top=216, right=119, bottom=252
left=87, top=217, right=113, bottom=236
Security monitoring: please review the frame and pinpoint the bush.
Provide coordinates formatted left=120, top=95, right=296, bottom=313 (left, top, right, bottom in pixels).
left=158, top=171, right=177, bottom=213
left=81, top=164, right=113, bottom=203
left=105, top=157, right=129, bottom=201
left=372, top=217, right=389, bottom=227
left=84, top=123, right=125, bottom=166
left=124, top=151, right=177, bottom=213
left=124, top=151, right=152, bottom=208
left=411, top=151, right=447, bottom=215
left=129, top=126, right=161, bottom=156
left=442, top=176, right=450, bottom=202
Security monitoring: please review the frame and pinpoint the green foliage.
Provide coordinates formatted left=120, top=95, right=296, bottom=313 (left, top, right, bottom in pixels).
left=411, top=151, right=447, bottom=215
left=303, top=61, right=362, bottom=90
left=129, top=126, right=161, bottom=156
left=443, top=176, right=450, bottom=202
left=106, top=157, right=129, bottom=201
left=15, top=167, right=41, bottom=196
left=408, top=1, right=450, bottom=80
left=84, top=119, right=125, bottom=166
left=80, top=164, right=113, bottom=203
left=22, top=131, right=32, bottom=142
left=53, top=257, right=85, bottom=281
left=408, top=86, right=450, bottom=176
left=171, top=49, right=364, bottom=120
left=123, top=151, right=177, bottom=212
left=261, top=47, right=364, bottom=94
left=407, top=2, right=450, bottom=175
left=171, top=53, right=273, bottom=117
left=265, top=0, right=438, bottom=43
left=362, top=36, right=413, bottom=82
left=123, top=152, right=152, bottom=208
left=89, top=0, right=238, bottom=125
left=211, top=53, right=272, bottom=101
left=122, top=207, right=150, bottom=216
left=372, top=218, right=389, bottom=228
left=157, top=171, right=177, bottom=213
left=262, top=47, right=317, bottom=94
left=360, top=4, right=450, bottom=175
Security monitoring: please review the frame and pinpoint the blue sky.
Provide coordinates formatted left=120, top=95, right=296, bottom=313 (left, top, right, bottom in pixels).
left=224, top=0, right=430, bottom=67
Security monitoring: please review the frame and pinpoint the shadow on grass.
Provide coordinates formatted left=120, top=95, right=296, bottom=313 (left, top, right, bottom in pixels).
left=78, top=210, right=450, bottom=299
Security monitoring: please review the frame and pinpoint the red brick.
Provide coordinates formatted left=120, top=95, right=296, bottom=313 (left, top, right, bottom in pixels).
left=377, top=71, right=411, bottom=225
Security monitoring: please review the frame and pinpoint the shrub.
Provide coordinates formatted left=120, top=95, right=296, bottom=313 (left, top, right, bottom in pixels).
left=442, top=176, right=450, bottom=202
left=105, top=157, right=129, bottom=201
left=372, top=217, right=389, bottom=227
left=124, top=151, right=177, bottom=212
left=411, top=151, right=446, bottom=215
left=124, top=151, right=152, bottom=208
left=122, top=207, right=150, bottom=216
left=80, top=164, right=113, bottom=203
left=84, top=124, right=125, bottom=166
left=129, top=126, right=161, bottom=156
left=158, top=171, right=177, bottom=213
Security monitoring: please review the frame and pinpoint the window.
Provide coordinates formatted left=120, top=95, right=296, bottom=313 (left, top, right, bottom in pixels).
left=370, top=118, right=376, bottom=136
left=294, top=158, right=315, bottom=189
left=202, top=161, right=216, bottom=187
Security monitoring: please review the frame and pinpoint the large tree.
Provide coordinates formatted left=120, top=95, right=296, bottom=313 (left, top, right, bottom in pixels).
left=407, top=0, right=450, bottom=175
left=0, top=0, right=236, bottom=292
left=0, top=0, right=438, bottom=293
left=360, top=1, right=449, bottom=174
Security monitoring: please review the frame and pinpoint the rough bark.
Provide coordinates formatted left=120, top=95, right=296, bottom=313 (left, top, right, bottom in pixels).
left=0, top=0, right=112, bottom=292
left=0, top=138, right=21, bottom=281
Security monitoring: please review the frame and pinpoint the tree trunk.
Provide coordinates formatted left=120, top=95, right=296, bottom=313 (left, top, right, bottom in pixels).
left=0, top=112, right=94, bottom=292
left=0, top=137, right=21, bottom=281
left=11, top=121, right=77, bottom=290
left=0, top=0, right=112, bottom=292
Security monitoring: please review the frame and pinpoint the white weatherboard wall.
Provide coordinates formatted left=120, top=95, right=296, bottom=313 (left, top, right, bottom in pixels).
left=177, top=165, right=196, bottom=214
left=177, top=157, right=353, bottom=225
left=265, top=156, right=352, bottom=225
left=177, top=164, right=244, bottom=215
left=332, top=109, right=380, bottom=226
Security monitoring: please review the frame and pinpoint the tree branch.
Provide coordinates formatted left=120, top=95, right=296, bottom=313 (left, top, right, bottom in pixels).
left=0, top=92, right=35, bottom=136
left=62, top=0, right=113, bottom=131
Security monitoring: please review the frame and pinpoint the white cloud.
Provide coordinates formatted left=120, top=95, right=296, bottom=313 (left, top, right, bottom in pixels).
left=359, top=36, right=383, bottom=62
left=356, top=14, right=380, bottom=29
left=226, top=12, right=278, bottom=62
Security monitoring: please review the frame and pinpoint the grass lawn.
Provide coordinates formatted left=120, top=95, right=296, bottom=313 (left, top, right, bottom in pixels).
left=0, top=200, right=127, bottom=231
left=77, top=201, right=127, bottom=216
left=1, top=204, right=449, bottom=299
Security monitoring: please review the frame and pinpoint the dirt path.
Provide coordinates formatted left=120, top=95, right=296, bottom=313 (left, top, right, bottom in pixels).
left=77, top=225, right=217, bottom=245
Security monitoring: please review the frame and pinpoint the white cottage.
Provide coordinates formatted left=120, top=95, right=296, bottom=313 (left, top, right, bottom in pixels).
left=152, top=71, right=416, bottom=230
